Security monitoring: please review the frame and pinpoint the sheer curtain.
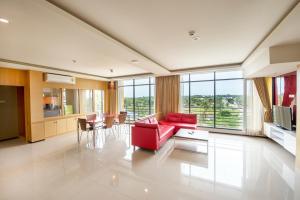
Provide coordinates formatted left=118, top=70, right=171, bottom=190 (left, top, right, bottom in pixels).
left=246, top=80, right=264, bottom=136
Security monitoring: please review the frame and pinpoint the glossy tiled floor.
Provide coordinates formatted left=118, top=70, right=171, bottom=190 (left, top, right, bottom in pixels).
left=0, top=130, right=299, bottom=200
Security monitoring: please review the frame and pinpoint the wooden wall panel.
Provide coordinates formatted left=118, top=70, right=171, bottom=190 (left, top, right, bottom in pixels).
left=17, top=87, right=26, bottom=137
left=0, top=67, right=26, bottom=86
left=28, top=71, right=44, bottom=123
left=0, top=67, right=110, bottom=142
left=31, top=122, right=45, bottom=142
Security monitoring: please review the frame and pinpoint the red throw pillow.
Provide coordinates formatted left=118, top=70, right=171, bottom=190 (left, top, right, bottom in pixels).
left=135, top=122, right=159, bottom=129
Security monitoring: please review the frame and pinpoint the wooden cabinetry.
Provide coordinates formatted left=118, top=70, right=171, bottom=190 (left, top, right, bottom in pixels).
left=67, top=117, right=78, bottom=132
left=45, top=120, right=57, bottom=138
left=57, top=119, right=67, bottom=135
left=44, top=117, right=79, bottom=138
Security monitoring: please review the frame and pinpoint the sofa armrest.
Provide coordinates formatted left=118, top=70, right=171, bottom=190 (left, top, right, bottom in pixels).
left=131, top=126, right=160, bottom=150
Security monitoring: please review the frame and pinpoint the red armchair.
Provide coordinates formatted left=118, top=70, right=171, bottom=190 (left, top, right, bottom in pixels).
left=131, top=116, right=175, bottom=151
left=159, top=113, right=197, bottom=133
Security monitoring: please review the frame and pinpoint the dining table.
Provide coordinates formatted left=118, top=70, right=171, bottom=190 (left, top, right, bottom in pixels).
left=86, top=117, right=103, bottom=145
left=78, top=113, right=127, bottom=147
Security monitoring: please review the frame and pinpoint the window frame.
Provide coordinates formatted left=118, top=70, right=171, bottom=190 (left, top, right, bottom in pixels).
left=93, top=89, right=105, bottom=116
left=118, top=77, right=155, bottom=121
left=180, top=71, right=245, bottom=130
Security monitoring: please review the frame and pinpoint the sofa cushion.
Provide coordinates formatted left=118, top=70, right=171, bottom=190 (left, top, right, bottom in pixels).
left=135, top=122, right=158, bottom=129
left=167, top=116, right=182, bottom=122
left=165, top=113, right=181, bottom=122
left=181, top=114, right=197, bottom=124
left=159, top=120, right=196, bottom=128
left=159, top=120, right=196, bottom=133
left=158, top=125, right=175, bottom=139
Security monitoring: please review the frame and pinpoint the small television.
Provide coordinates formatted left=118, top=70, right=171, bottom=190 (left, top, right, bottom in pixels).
left=273, top=105, right=293, bottom=131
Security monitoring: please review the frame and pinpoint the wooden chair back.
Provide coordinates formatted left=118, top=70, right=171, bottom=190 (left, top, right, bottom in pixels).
left=120, top=111, right=127, bottom=116
left=104, top=115, right=115, bottom=128
left=78, top=118, right=87, bottom=131
left=118, top=114, right=127, bottom=124
left=86, top=113, right=97, bottom=121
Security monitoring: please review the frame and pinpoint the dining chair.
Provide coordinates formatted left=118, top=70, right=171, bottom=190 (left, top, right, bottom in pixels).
left=86, top=113, right=97, bottom=121
left=101, top=115, right=115, bottom=136
left=115, top=113, right=128, bottom=134
left=77, top=118, right=100, bottom=145
left=77, top=118, right=93, bottom=143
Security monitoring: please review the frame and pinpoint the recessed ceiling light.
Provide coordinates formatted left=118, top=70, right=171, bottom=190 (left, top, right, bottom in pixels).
left=0, top=18, right=9, bottom=24
left=188, top=30, right=200, bottom=41
left=131, top=59, right=139, bottom=64
left=188, top=30, right=196, bottom=36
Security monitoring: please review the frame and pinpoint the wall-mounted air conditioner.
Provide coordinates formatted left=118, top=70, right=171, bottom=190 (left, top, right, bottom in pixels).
left=44, top=73, right=76, bottom=84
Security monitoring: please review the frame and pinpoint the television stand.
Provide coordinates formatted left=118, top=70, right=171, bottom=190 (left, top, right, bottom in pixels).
left=264, top=123, right=296, bottom=156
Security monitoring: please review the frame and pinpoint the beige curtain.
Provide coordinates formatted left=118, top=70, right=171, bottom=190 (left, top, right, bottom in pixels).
left=155, top=75, right=180, bottom=119
left=253, top=78, right=272, bottom=122
left=108, top=81, right=118, bottom=114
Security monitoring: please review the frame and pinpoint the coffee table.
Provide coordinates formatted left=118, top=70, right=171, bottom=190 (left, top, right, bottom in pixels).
left=173, top=128, right=209, bottom=153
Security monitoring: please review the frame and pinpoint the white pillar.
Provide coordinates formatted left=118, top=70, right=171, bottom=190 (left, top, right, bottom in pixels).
left=296, top=65, right=300, bottom=168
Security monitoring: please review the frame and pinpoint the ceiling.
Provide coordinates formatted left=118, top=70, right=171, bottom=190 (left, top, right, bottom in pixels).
left=242, top=2, right=300, bottom=77
left=0, top=0, right=169, bottom=78
left=0, top=0, right=298, bottom=79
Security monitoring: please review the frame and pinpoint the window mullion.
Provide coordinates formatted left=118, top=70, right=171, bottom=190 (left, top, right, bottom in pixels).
left=213, top=72, right=216, bottom=128
left=189, top=74, right=191, bottom=114
left=133, top=79, right=135, bottom=121
left=149, top=78, right=151, bottom=115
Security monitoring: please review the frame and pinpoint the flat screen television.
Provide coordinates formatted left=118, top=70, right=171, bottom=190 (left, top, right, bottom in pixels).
left=273, top=105, right=293, bottom=131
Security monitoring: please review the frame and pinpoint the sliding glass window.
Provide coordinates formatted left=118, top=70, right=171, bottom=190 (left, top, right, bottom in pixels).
left=79, top=89, right=93, bottom=114
left=94, top=90, right=105, bottom=116
left=118, top=77, right=155, bottom=122
left=180, top=70, right=244, bottom=130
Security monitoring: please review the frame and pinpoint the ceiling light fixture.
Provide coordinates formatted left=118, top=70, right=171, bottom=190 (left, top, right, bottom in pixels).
left=0, top=18, right=9, bottom=24
left=131, top=59, right=139, bottom=64
left=188, top=30, right=196, bottom=36
left=188, top=30, right=200, bottom=41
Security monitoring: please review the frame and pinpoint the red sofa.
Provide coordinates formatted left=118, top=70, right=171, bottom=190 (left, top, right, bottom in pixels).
left=131, top=116, right=175, bottom=151
left=159, top=113, right=197, bottom=133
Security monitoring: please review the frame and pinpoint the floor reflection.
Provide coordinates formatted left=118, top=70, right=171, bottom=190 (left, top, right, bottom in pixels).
left=0, top=131, right=298, bottom=200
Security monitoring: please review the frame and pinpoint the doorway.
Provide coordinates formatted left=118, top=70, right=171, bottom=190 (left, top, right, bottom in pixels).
left=0, top=86, right=25, bottom=141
